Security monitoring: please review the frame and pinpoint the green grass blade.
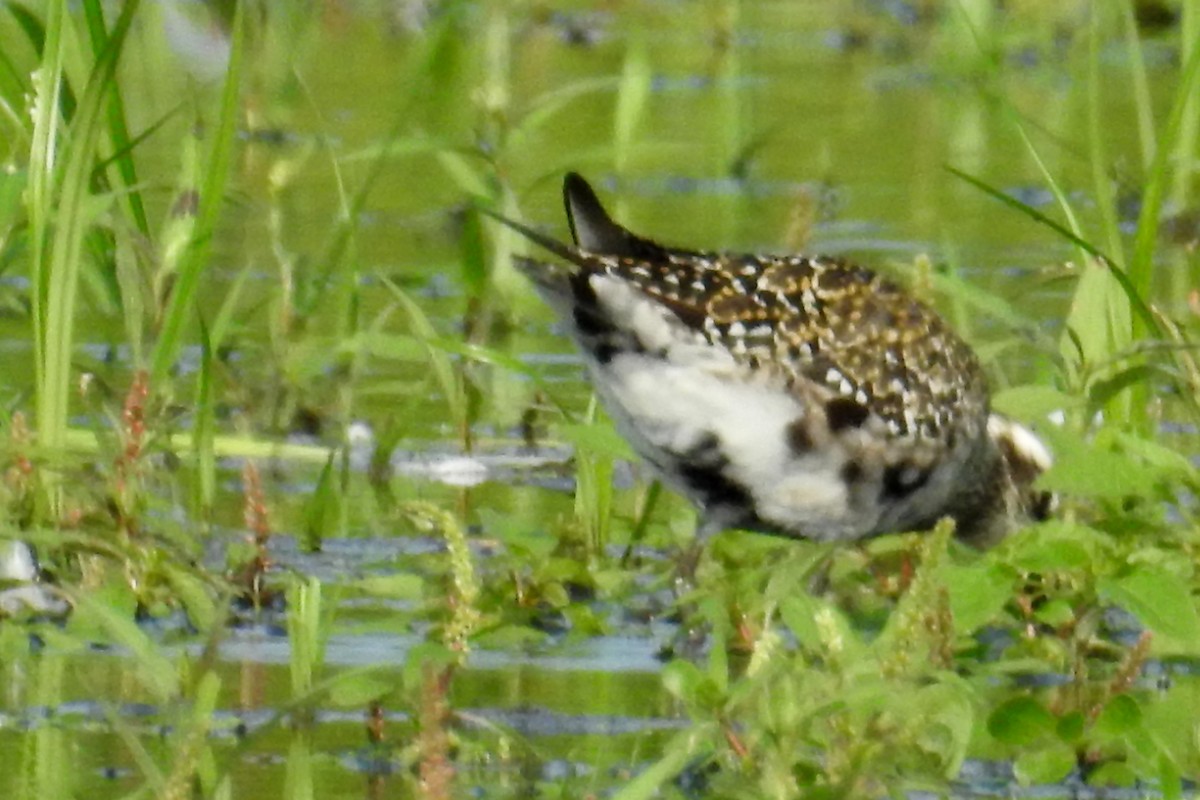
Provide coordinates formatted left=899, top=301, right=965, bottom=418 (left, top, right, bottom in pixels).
left=25, top=1, right=66, bottom=401
left=946, top=166, right=1160, bottom=337
left=1128, top=30, right=1200, bottom=332
left=82, top=0, right=149, bottom=236
left=1171, top=0, right=1200, bottom=208
left=381, top=276, right=467, bottom=444
left=1087, top=11, right=1124, bottom=264
left=1119, top=0, right=1157, bottom=168
left=36, top=0, right=140, bottom=470
left=193, top=314, right=216, bottom=523
left=151, top=1, right=244, bottom=380
left=613, top=34, right=650, bottom=176
left=5, top=2, right=77, bottom=121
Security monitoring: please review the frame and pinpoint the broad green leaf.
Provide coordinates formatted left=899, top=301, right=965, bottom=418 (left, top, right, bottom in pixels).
left=353, top=574, right=424, bottom=600
left=1004, top=521, right=1097, bottom=573
left=329, top=674, right=393, bottom=708
left=402, top=642, right=457, bottom=692
left=339, top=331, right=425, bottom=361
left=1092, top=694, right=1143, bottom=739
left=1112, top=431, right=1199, bottom=483
left=942, top=561, right=1012, bottom=632
left=1098, top=566, right=1200, bottom=649
left=912, top=681, right=975, bottom=776
left=163, top=563, right=217, bottom=632
left=779, top=594, right=862, bottom=659
left=473, top=624, right=545, bottom=650
left=1014, top=741, right=1077, bottom=785
left=1057, top=711, right=1085, bottom=742
left=987, top=696, right=1056, bottom=746
left=1032, top=598, right=1075, bottom=628
left=662, top=659, right=724, bottom=713
left=611, top=726, right=716, bottom=800
left=991, top=385, right=1079, bottom=421
left=68, top=585, right=179, bottom=701
left=559, top=421, right=636, bottom=461
left=1035, top=437, right=1158, bottom=500
left=1087, top=761, right=1139, bottom=789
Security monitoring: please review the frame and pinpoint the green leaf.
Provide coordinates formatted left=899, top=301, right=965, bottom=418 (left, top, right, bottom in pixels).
left=912, top=681, right=975, bottom=777
left=473, top=625, right=545, bottom=650
left=1098, top=566, right=1200, bottom=651
left=1035, top=438, right=1158, bottom=500
left=1056, top=711, right=1085, bottom=743
left=610, top=726, right=715, bottom=800
left=68, top=584, right=179, bottom=702
left=539, top=581, right=570, bottom=609
left=1033, top=598, right=1075, bottom=628
left=1112, top=431, right=1199, bottom=483
left=339, top=330, right=424, bottom=361
left=163, top=564, right=217, bottom=632
left=1092, top=694, right=1143, bottom=739
left=1014, top=742, right=1076, bottom=785
left=329, top=674, right=393, bottom=708
left=402, top=642, right=457, bottom=692
left=779, top=594, right=862, bottom=658
left=662, top=659, right=726, bottom=714
left=151, top=0, right=244, bottom=379
left=303, top=452, right=341, bottom=551
left=1086, top=761, right=1138, bottom=788
left=1004, top=521, right=1098, bottom=573
left=987, top=696, right=1056, bottom=746
left=353, top=574, right=425, bottom=601
left=942, top=562, right=1012, bottom=632
left=661, top=659, right=704, bottom=704
left=991, top=385, right=1079, bottom=422
left=558, top=421, right=637, bottom=461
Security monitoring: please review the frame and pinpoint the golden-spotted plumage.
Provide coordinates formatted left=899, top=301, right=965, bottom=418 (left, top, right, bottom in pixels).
left=486, top=174, right=1052, bottom=544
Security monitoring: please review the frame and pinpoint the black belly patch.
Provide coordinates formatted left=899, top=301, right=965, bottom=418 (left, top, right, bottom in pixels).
left=679, top=461, right=753, bottom=509
left=674, top=433, right=753, bottom=510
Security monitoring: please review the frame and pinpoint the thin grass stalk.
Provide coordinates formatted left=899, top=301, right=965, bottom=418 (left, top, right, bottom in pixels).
left=1086, top=12, right=1124, bottom=266
left=18, top=656, right=70, bottom=800
left=613, top=35, right=649, bottom=183
left=288, top=577, right=325, bottom=703
left=159, top=672, right=220, bottom=800
left=27, top=2, right=66, bottom=418
left=945, top=166, right=1159, bottom=337
left=283, top=730, right=316, bottom=800
left=151, top=1, right=244, bottom=380
left=192, top=316, right=216, bottom=522
left=1118, top=0, right=1158, bottom=170
left=35, top=2, right=139, bottom=513
left=383, top=277, right=468, bottom=447
left=1087, top=9, right=1136, bottom=426
left=1171, top=0, right=1200, bottom=208
left=1129, top=36, right=1200, bottom=336
left=81, top=0, right=149, bottom=236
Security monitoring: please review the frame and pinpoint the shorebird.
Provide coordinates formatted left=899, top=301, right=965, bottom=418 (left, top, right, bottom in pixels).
left=486, top=174, right=1052, bottom=546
